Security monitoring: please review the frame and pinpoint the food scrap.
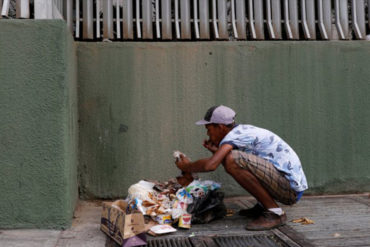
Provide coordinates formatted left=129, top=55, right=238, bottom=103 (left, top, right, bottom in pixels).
left=291, top=217, right=315, bottom=225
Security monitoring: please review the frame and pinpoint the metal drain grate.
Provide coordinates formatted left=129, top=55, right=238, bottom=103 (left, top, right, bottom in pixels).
left=140, top=234, right=288, bottom=247
left=214, top=235, right=288, bottom=247
left=145, top=237, right=193, bottom=247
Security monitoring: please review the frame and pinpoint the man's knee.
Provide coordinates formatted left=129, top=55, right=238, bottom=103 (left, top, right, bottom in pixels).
left=223, top=152, right=240, bottom=175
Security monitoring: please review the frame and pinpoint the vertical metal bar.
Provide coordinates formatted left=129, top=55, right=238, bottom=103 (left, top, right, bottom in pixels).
left=142, top=0, right=153, bottom=39
left=161, top=0, right=172, bottom=39
left=318, top=0, right=328, bottom=40
left=212, top=0, right=219, bottom=39
left=175, top=0, right=180, bottom=38
left=253, top=0, right=264, bottom=39
left=96, top=0, right=101, bottom=38
left=181, top=0, right=191, bottom=39
left=75, top=0, right=80, bottom=38
left=1, top=0, right=10, bottom=16
left=194, top=0, right=200, bottom=39
left=231, top=0, right=238, bottom=39
left=248, top=0, right=257, bottom=39
left=136, top=0, right=141, bottom=38
left=155, top=0, right=160, bottom=38
left=199, top=0, right=210, bottom=39
left=64, top=0, right=73, bottom=33
left=306, top=0, right=316, bottom=39
left=322, top=0, right=331, bottom=39
left=83, top=0, right=94, bottom=39
left=289, top=0, right=299, bottom=39
left=335, top=0, right=345, bottom=39
left=301, top=0, right=311, bottom=39
left=284, top=0, right=293, bottom=39
left=235, top=0, right=246, bottom=39
left=16, top=0, right=30, bottom=18
left=103, top=0, right=113, bottom=39
left=352, top=0, right=365, bottom=40
left=266, top=0, right=275, bottom=39
left=217, top=0, right=227, bottom=39
left=122, top=0, right=133, bottom=39
left=0, top=0, right=2, bottom=19
left=116, top=0, right=121, bottom=39
left=368, top=0, right=370, bottom=30
left=271, top=0, right=281, bottom=39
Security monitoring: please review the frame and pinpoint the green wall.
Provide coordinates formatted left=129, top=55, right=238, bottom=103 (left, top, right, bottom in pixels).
left=77, top=42, right=370, bottom=199
left=0, top=20, right=78, bottom=228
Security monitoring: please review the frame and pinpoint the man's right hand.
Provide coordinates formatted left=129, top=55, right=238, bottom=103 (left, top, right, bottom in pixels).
left=203, top=139, right=218, bottom=153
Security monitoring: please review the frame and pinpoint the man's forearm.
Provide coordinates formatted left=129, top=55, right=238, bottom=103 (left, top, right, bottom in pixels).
left=180, top=158, right=218, bottom=173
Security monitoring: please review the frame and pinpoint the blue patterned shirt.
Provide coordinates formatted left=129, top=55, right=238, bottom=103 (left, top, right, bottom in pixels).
left=220, top=124, right=308, bottom=192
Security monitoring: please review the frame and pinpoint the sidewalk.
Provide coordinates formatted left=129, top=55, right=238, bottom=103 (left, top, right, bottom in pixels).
left=0, top=194, right=369, bottom=247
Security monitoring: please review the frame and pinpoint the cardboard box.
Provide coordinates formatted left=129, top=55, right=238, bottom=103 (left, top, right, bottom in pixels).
left=100, top=200, right=147, bottom=247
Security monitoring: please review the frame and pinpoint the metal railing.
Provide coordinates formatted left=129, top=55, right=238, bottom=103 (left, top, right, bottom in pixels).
left=1, top=0, right=370, bottom=41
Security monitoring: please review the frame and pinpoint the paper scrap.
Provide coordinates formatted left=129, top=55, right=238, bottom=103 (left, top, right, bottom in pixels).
left=291, top=217, right=314, bottom=225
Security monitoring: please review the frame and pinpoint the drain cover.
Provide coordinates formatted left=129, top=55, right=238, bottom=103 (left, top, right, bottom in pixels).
left=140, top=235, right=288, bottom=247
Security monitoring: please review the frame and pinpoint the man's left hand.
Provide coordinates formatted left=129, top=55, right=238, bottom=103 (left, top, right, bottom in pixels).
left=175, top=154, right=191, bottom=171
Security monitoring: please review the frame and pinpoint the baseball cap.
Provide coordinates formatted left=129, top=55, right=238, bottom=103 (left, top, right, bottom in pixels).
left=195, top=105, right=236, bottom=125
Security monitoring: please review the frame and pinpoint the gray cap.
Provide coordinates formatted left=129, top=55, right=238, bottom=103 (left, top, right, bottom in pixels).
left=196, top=105, right=236, bottom=125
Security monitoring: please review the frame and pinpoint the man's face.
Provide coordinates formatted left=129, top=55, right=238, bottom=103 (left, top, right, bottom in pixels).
left=205, top=124, right=225, bottom=146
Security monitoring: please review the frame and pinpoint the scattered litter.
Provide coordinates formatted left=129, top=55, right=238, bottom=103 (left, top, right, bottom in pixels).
left=333, top=233, right=341, bottom=238
left=291, top=217, right=315, bottom=225
left=149, top=224, right=177, bottom=235
left=178, top=214, right=192, bottom=229
left=189, top=232, right=196, bottom=237
left=226, top=209, right=235, bottom=217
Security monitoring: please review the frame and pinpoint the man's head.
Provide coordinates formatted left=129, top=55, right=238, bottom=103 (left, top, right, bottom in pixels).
left=196, top=105, right=236, bottom=145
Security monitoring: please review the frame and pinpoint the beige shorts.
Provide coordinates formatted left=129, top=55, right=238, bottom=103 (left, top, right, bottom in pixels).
left=232, top=150, right=297, bottom=205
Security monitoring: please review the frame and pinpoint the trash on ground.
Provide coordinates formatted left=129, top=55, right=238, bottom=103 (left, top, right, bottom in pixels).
left=101, top=178, right=226, bottom=242
left=226, top=209, right=235, bottom=217
left=149, top=224, right=177, bottom=235
left=100, top=200, right=147, bottom=247
left=291, top=217, right=315, bottom=225
left=178, top=213, right=192, bottom=228
left=100, top=151, right=226, bottom=244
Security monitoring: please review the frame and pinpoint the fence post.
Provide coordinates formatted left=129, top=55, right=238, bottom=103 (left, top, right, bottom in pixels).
left=34, top=0, right=63, bottom=19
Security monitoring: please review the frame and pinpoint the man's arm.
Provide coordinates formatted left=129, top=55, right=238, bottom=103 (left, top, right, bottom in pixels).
left=175, top=144, right=233, bottom=173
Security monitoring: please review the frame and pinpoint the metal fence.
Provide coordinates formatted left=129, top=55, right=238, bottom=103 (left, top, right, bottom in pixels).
left=1, top=0, right=370, bottom=41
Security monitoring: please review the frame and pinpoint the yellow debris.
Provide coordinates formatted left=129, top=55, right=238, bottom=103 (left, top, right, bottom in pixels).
left=226, top=209, right=234, bottom=217
left=291, top=217, right=314, bottom=225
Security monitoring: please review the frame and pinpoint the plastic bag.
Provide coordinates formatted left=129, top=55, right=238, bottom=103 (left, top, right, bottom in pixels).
left=186, top=189, right=226, bottom=224
left=128, top=180, right=156, bottom=202
left=185, top=180, right=221, bottom=198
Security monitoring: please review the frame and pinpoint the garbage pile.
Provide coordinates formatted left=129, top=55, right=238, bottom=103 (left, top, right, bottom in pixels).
left=100, top=151, right=226, bottom=246
left=125, top=177, right=226, bottom=235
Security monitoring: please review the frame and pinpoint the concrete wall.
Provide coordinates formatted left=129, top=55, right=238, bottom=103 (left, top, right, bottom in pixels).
left=0, top=20, right=78, bottom=228
left=77, top=42, right=370, bottom=199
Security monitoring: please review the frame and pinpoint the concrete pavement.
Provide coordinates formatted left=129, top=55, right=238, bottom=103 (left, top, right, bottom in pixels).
left=1, top=194, right=369, bottom=247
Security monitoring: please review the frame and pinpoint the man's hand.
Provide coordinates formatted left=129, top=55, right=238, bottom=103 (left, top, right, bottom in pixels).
left=175, top=154, right=191, bottom=171
left=203, top=139, right=218, bottom=153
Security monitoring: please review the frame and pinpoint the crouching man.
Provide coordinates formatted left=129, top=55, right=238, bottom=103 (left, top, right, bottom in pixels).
left=175, top=105, right=308, bottom=230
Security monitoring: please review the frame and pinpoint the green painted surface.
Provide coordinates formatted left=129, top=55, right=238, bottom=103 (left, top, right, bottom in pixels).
left=78, top=42, right=370, bottom=198
left=0, top=20, right=78, bottom=228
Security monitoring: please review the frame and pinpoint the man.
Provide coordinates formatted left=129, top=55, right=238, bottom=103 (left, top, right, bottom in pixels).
left=175, top=105, right=308, bottom=230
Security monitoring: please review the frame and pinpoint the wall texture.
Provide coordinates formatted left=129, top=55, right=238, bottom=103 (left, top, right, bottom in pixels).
left=77, top=42, right=370, bottom=199
left=0, top=20, right=78, bottom=228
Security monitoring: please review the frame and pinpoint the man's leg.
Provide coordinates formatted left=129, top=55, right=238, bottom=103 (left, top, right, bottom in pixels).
left=223, top=151, right=290, bottom=230
left=223, top=152, right=279, bottom=209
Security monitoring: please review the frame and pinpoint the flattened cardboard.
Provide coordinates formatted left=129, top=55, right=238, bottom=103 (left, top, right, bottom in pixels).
left=100, top=201, right=146, bottom=247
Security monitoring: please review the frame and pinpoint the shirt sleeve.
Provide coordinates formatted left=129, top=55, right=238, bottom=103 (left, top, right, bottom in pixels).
left=220, top=141, right=238, bottom=149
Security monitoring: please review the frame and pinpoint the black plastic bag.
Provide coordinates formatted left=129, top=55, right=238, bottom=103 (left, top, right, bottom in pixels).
left=187, top=189, right=227, bottom=224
